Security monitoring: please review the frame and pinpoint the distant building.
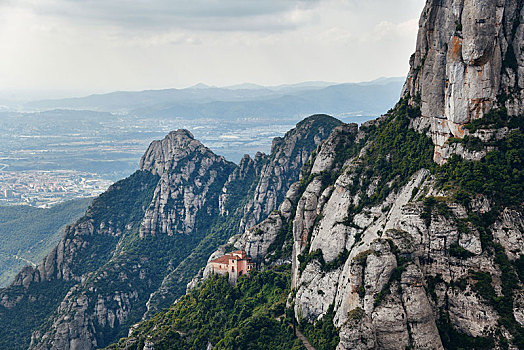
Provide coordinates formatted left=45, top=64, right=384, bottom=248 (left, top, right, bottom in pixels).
left=209, top=250, right=256, bottom=283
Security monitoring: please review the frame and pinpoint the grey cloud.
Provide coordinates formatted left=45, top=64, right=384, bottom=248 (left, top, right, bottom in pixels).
left=24, top=0, right=321, bottom=32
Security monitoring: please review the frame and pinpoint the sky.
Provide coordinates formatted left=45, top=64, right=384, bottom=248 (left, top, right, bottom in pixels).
left=0, top=0, right=426, bottom=98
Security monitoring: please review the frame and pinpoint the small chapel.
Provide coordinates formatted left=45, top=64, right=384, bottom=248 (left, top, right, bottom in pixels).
left=209, top=250, right=256, bottom=283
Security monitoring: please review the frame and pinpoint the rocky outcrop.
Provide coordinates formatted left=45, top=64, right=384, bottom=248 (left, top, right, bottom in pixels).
left=403, top=0, right=524, bottom=163
left=143, top=115, right=341, bottom=317
left=198, top=123, right=359, bottom=280
left=10, top=221, right=94, bottom=288
left=275, top=7, right=524, bottom=346
left=74, top=1, right=524, bottom=349
left=285, top=118, right=521, bottom=349
left=139, top=130, right=236, bottom=237
left=238, top=115, right=343, bottom=233
left=199, top=102, right=520, bottom=349
left=218, top=154, right=258, bottom=217
left=4, top=1, right=524, bottom=349
left=493, top=208, right=524, bottom=260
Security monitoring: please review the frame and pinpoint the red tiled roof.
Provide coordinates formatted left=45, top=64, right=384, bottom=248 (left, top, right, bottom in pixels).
left=210, top=255, right=231, bottom=264
left=210, top=250, right=253, bottom=264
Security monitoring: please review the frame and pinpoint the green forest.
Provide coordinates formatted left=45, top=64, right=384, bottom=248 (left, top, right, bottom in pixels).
left=106, top=266, right=306, bottom=350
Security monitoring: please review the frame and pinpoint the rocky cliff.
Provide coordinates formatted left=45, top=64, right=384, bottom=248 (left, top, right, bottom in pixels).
left=191, top=100, right=521, bottom=350
left=0, top=115, right=340, bottom=350
left=2, top=1, right=524, bottom=349
left=237, top=116, right=341, bottom=234
left=403, top=0, right=524, bottom=164
left=282, top=2, right=524, bottom=347
left=142, top=115, right=340, bottom=319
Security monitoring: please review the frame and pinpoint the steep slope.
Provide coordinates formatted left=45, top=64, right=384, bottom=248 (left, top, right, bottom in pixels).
left=0, top=115, right=340, bottom=350
left=0, top=198, right=91, bottom=287
left=107, top=1, right=524, bottom=349
left=141, top=115, right=341, bottom=319
left=106, top=268, right=301, bottom=350
left=287, top=101, right=522, bottom=349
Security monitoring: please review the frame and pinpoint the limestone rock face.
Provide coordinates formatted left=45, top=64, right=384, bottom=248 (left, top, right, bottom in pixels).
left=9, top=221, right=94, bottom=289
left=3, top=1, right=524, bottom=349
left=139, top=130, right=236, bottom=237
left=200, top=123, right=358, bottom=280
left=218, top=154, right=257, bottom=217
left=493, top=208, right=524, bottom=260
left=287, top=150, right=515, bottom=349
left=238, top=211, right=284, bottom=262
left=238, top=115, right=343, bottom=233
left=403, top=0, right=524, bottom=163
left=30, top=288, right=137, bottom=350
left=144, top=115, right=341, bottom=316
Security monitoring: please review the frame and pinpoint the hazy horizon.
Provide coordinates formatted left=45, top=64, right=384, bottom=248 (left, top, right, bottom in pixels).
left=1, top=0, right=425, bottom=98
left=0, top=76, right=406, bottom=103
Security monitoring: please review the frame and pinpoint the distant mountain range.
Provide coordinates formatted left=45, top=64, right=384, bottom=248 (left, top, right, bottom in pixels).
left=24, top=77, right=405, bottom=119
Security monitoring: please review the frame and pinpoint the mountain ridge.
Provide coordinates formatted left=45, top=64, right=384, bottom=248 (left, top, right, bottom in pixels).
left=0, top=115, right=342, bottom=350
left=23, top=80, right=404, bottom=119
left=2, top=0, right=524, bottom=349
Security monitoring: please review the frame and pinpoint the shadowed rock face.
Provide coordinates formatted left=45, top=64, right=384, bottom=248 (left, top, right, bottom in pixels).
left=222, top=120, right=520, bottom=349
left=403, top=0, right=523, bottom=163
left=3, top=1, right=523, bottom=349
left=238, top=115, right=344, bottom=234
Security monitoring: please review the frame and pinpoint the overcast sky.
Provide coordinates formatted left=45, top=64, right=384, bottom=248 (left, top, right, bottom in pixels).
left=0, top=0, right=426, bottom=97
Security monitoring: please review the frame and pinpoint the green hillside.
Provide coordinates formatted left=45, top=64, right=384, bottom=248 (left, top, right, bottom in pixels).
left=0, top=198, right=92, bottom=287
left=106, top=266, right=305, bottom=350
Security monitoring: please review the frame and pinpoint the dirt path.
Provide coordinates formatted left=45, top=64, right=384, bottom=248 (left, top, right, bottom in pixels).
left=13, top=254, right=37, bottom=267
left=295, top=329, right=317, bottom=350
left=274, top=314, right=317, bottom=350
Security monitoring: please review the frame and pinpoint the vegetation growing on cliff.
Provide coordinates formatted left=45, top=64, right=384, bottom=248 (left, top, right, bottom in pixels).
left=346, top=97, right=435, bottom=216
left=296, top=99, right=523, bottom=349
left=0, top=170, right=160, bottom=350
left=299, top=303, right=339, bottom=350
left=106, top=267, right=303, bottom=350
left=437, top=129, right=523, bottom=211
left=0, top=279, right=76, bottom=350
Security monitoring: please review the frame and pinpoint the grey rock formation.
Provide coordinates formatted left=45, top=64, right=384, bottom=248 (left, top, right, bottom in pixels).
left=286, top=133, right=518, bottom=349
left=199, top=123, right=359, bottom=280
left=210, top=110, right=521, bottom=349
left=238, top=115, right=343, bottom=233
left=403, top=0, right=524, bottom=163
left=3, top=1, right=524, bottom=349
left=139, top=130, right=236, bottom=237
left=95, top=1, right=524, bottom=349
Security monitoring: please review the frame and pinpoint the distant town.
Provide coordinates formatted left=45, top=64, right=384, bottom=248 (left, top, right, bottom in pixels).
left=0, top=84, right=386, bottom=209
left=0, top=170, right=113, bottom=207
left=0, top=109, right=303, bottom=208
